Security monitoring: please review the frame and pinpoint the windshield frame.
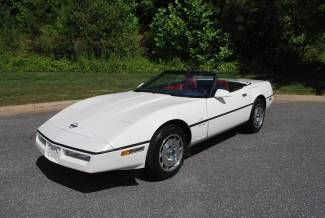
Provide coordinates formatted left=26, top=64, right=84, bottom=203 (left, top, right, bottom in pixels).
left=134, top=71, right=218, bottom=98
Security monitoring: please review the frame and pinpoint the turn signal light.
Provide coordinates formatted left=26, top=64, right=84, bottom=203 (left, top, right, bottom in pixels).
left=121, top=146, right=145, bottom=156
left=121, top=150, right=130, bottom=156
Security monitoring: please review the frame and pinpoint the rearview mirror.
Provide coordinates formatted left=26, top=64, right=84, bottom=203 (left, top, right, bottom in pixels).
left=137, top=83, right=144, bottom=88
left=214, top=89, right=231, bottom=98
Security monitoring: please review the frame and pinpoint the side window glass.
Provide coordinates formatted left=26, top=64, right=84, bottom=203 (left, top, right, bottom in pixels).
left=215, top=80, right=230, bottom=91
left=214, top=80, right=246, bottom=93
left=228, top=82, right=246, bottom=92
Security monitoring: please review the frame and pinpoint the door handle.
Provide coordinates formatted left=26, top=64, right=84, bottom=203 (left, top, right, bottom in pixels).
left=242, top=93, right=247, bottom=97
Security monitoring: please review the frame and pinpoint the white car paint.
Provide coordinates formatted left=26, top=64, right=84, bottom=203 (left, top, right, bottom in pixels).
left=36, top=79, right=273, bottom=173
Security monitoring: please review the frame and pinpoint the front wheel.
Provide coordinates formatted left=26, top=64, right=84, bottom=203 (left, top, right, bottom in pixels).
left=243, top=97, right=266, bottom=133
left=145, top=124, right=186, bottom=180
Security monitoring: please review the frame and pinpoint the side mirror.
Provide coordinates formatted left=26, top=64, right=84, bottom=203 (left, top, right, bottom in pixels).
left=137, top=83, right=144, bottom=88
left=214, top=89, right=231, bottom=98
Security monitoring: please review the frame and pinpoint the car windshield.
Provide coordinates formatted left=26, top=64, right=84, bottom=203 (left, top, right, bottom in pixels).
left=135, top=71, right=216, bottom=98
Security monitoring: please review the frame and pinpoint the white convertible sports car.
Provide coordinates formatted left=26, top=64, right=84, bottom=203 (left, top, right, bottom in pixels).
left=36, top=71, right=273, bottom=179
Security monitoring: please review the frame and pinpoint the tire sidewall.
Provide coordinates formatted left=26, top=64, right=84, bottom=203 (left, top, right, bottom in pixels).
left=249, top=98, right=266, bottom=132
left=145, top=124, right=186, bottom=180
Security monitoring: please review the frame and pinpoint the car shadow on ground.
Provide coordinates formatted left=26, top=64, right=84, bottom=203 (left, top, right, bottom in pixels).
left=36, top=128, right=239, bottom=193
left=36, top=156, right=141, bottom=193
left=188, top=128, right=237, bottom=157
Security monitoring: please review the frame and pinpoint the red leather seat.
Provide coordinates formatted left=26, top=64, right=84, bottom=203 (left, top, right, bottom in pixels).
left=215, top=80, right=229, bottom=91
left=165, top=83, right=184, bottom=90
left=184, top=74, right=198, bottom=90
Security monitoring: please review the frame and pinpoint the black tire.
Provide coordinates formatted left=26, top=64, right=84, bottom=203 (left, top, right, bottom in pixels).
left=243, top=97, right=266, bottom=133
left=145, top=124, right=186, bottom=180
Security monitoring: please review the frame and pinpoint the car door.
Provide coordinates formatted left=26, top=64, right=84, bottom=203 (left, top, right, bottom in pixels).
left=206, top=82, right=252, bottom=137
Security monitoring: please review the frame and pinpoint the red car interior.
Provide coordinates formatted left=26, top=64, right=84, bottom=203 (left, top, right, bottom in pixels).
left=215, top=80, right=229, bottom=91
left=164, top=76, right=229, bottom=92
left=165, top=74, right=198, bottom=91
left=165, top=83, right=184, bottom=90
left=183, top=74, right=198, bottom=90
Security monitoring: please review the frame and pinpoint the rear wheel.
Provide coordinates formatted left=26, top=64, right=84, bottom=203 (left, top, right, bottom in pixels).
left=243, top=97, right=266, bottom=133
left=145, top=124, right=186, bottom=180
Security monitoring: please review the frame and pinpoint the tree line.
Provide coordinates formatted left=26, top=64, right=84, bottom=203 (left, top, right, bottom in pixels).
left=0, top=0, right=324, bottom=74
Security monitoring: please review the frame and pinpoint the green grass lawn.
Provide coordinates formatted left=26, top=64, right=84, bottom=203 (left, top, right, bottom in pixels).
left=0, top=55, right=322, bottom=106
left=1, top=71, right=321, bottom=107
left=0, top=71, right=160, bottom=106
left=0, top=55, right=183, bottom=106
left=274, top=83, right=316, bottom=95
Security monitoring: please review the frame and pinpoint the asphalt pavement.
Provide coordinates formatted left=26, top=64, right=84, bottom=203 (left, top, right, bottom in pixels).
left=0, top=102, right=324, bottom=217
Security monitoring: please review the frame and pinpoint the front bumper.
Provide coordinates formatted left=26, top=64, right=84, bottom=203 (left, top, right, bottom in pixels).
left=35, top=132, right=149, bottom=173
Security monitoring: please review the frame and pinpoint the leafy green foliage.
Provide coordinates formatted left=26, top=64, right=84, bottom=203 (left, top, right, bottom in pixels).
left=0, top=0, right=140, bottom=58
left=279, top=0, right=325, bottom=62
left=66, top=0, right=140, bottom=58
left=150, top=0, right=232, bottom=68
left=0, top=0, right=324, bottom=99
left=0, top=53, right=184, bottom=73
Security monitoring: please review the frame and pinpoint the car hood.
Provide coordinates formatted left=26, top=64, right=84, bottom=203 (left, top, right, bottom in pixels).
left=41, top=91, right=193, bottom=148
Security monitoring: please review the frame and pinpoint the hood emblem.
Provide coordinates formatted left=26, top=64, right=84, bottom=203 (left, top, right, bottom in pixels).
left=69, top=123, right=79, bottom=128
